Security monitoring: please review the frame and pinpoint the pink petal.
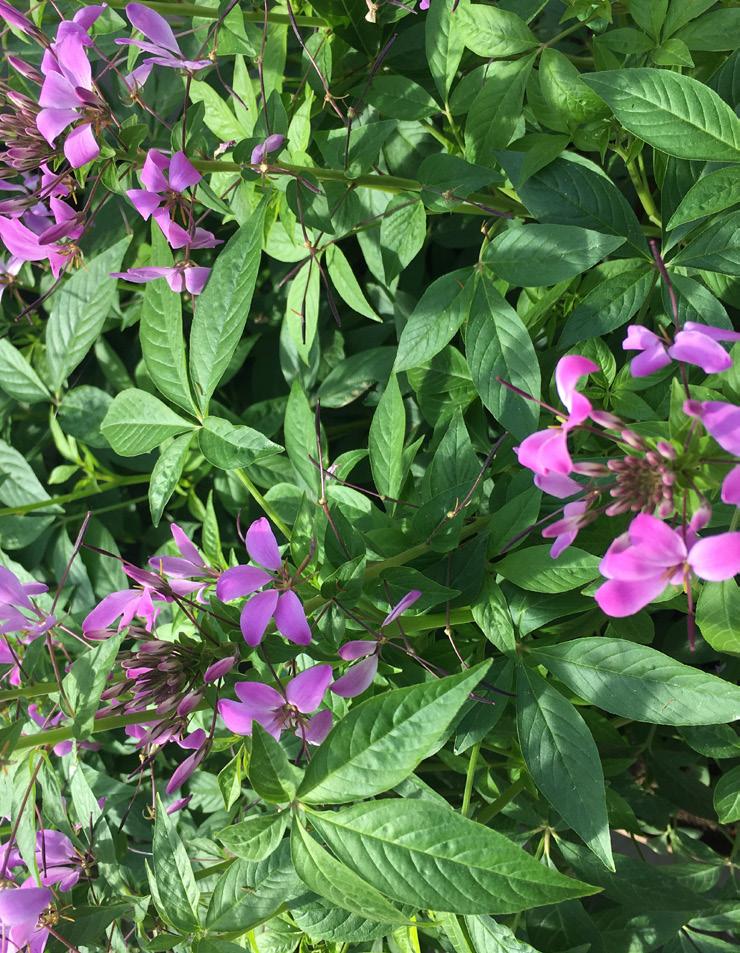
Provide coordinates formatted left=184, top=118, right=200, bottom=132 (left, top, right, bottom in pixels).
left=82, top=590, right=136, bottom=635
left=166, top=749, right=203, bottom=794
left=54, top=34, right=93, bottom=90
left=38, top=70, right=79, bottom=110
left=0, top=217, right=50, bottom=262
left=688, top=533, right=740, bottom=582
left=722, top=466, right=740, bottom=506
left=240, top=589, right=279, bottom=646
left=274, top=590, right=311, bottom=645
left=623, top=325, right=662, bottom=351
left=36, top=107, right=77, bottom=145
left=171, top=524, right=203, bottom=566
left=234, top=680, right=283, bottom=713
left=594, top=574, right=669, bottom=617
left=183, top=265, right=210, bottom=295
left=628, top=513, right=685, bottom=554
left=35, top=830, right=74, bottom=867
left=140, top=149, right=170, bottom=193
left=382, top=589, right=422, bottom=627
left=152, top=208, right=190, bottom=249
left=64, top=123, right=99, bottom=168
left=534, top=472, right=582, bottom=498
left=629, top=344, right=672, bottom=378
left=127, top=188, right=162, bottom=220
left=246, top=517, right=282, bottom=571
left=216, top=565, right=272, bottom=602
left=682, top=322, right=740, bottom=343
left=168, top=151, right=201, bottom=192
left=218, top=698, right=255, bottom=735
left=125, top=3, right=181, bottom=53
left=204, top=656, right=236, bottom=683
left=555, top=355, right=598, bottom=414
left=517, top=427, right=572, bottom=476
left=303, top=709, right=333, bottom=745
left=338, top=639, right=376, bottom=661
left=0, top=886, right=52, bottom=925
left=684, top=400, right=740, bottom=456
left=112, top=267, right=173, bottom=284
left=331, top=655, right=379, bottom=698
left=668, top=331, right=733, bottom=374
left=286, top=664, right=333, bottom=713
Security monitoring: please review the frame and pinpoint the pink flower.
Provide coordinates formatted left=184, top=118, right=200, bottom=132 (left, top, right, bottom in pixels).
left=0, top=0, right=38, bottom=36
left=166, top=729, right=207, bottom=794
left=595, top=513, right=740, bottom=618
left=112, top=262, right=211, bottom=295
left=0, top=215, right=68, bottom=278
left=35, top=830, right=86, bottom=891
left=219, top=665, right=333, bottom=744
left=722, top=465, right=740, bottom=506
left=216, top=518, right=311, bottom=647
left=623, top=322, right=740, bottom=378
left=0, top=881, right=53, bottom=953
left=516, top=355, right=598, bottom=488
left=331, top=590, right=422, bottom=698
left=148, top=523, right=218, bottom=599
left=82, top=579, right=166, bottom=638
left=541, top=499, right=591, bottom=558
left=115, top=3, right=210, bottom=86
left=126, top=150, right=219, bottom=250
left=683, top=400, right=740, bottom=456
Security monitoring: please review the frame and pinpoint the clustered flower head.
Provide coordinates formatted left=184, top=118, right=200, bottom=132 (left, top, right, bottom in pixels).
left=513, top=317, right=740, bottom=642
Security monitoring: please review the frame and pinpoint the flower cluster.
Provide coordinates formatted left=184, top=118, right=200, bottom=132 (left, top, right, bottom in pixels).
left=515, top=320, right=740, bottom=637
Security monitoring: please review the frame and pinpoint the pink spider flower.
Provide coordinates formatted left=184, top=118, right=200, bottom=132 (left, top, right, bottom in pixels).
left=126, top=150, right=219, bottom=250
left=595, top=512, right=740, bottom=619
left=683, top=399, right=740, bottom=456
left=0, top=0, right=38, bottom=37
left=722, top=465, right=740, bottom=506
left=37, top=11, right=108, bottom=168
left=115, top=3, right=210, bottom=88
left=515, top=355, right=599, bottom=498
left=250, top=134, right=285, bottom=167
left=623, top=322, right=740, bottom=378
left=166, top=729, right=208, bottom=794
left=541, top=499, right=593, bottom=559
left=35, top=830, right=89, bottom=891
left=219, top=664, right=333, bottom=745
left=216, top=517, right=311, bottom=648
left=0, top=881, right=54, bottom=953
left=331, top=589, right=422, bottom=698
left=112, top=261, right=211, bottom=295
left=148, top=523, right=219, bottom=600
left=0, top=215, right=68, bottom=278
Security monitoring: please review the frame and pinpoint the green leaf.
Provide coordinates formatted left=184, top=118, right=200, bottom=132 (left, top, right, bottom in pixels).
left=249, top=724, right=304, bottom=803
left=582, top=68, right=740, bottom=161
left=516, top=665, right=614, bottom=870
left=368, top=374, right=405, bottom=502
left=190, top=78, right=250, bottom=141
left=318, top=347, right=395, bottom=408
left=459, top=2, right=537, bottom=58
left=380, top=197, right=426, bottom=284
left=63, top=633, right=124, bottom=739
left=426, top=0, right=465, bottom=98
left=366, top=75, right=439, bottom=120
left=199, top=417, right=282, bottom=470
left=671, top=210, right=740, bottom=275
left=291, top=818, right=407, bottom=925
left=514, top=156, right=648, bottom=258
left=284, top=379, right=319, bottom=494
left=101, top=389, right=195, bottom=457
left=46, top=237, right=131, bottom=391
left=472, top=577, right=516, bottom=655
left=539, top=49, right=609, bottom=128
left=675, top=9, right=740, bottom=51
left=190, top=199, right=267, bottom=414
left=496, top=546, right=599, bottom=593
left=465, top=276, right=540, bottom=439
left=310, top=799, right=597, bottom=914
left=152, top=794, right=200, bottom=933
left=0, top=340, right=50, bottom=404
left=218, top=812, right=288, bottom=861
left=325, top=245, right=379, bottom=322
left=529, top=637, right=740, bottom=725
left=297, top=663, right=490, bottom=805
left=560, top=263, right=655, bottom=346
left=395, top=269, right=473, bottom=372
left=696, top=580, right=740, bottom=656
left=149, top=432, right=194, bottom=527
left=465, top=57, right=534, bottom=164
left=484, top=225, right=624, bottom=286
left=464, top=915, right=541, bottom=953
left=714, top=765, right=740, bottom=823
left=140, top=229, right=194, bottom=414
left=666, top=166, right=740, bottom=230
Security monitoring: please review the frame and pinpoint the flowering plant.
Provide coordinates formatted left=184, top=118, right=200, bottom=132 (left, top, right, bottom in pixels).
left=0, top=1, right=739, bottom=951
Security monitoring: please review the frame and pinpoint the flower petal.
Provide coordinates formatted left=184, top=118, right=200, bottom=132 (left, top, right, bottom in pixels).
left=722, top=465, right=740, bottom=506
left=594, top=575, right=669, bottom=617
left=0, top=886, right=52, bottom=926
left=338, top=639, right=376, bottom=661
left=127, top=188, right=162, bottom=220
left=218, top=698, right=254, bottom=735
left=216, top=565, right=272, bottom=602
left=125, top=2, right=181, bottom=53
left=36, top=107, right=77, bottom=145
left=302, top=709, right=332, bottom=745
left=382, top=589, right=422, bottom=627
left=555, top=355, right=598, bottom=413
left=233, top=680, right=283, bottom=714
left=274, top=590, right=311, bottom=645
left=140, top=149, right=170, bottom=193
left=688, top=533, right=740, bottom=582
left=240, top=589, right=279, bottom=647
left=246, top=517, right=282, bottom=571
left=286, top=664, right=333, bottom=713
left=331, top=655, right=379, bottom=698
left=171, top=523, right=204, bottom=566
left=82, top=590, right=136, bottom=635
left=63, top=123, right=99, bottom=168
left=629, top=344, right=672, bottom=378
left=168, top=151, right=201, bottom=192
left=517, top=428, right=572, bottom=476
left=668, top=330, right=733, bottom=374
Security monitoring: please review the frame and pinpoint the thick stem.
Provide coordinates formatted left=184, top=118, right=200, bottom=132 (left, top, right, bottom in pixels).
left=0, top=475, right=150, bottom=518
left=233, top=468, right=291, bottom=540
left=106, top=0, right=327, bottom=26
left=461, top=742, right=481, bottom=818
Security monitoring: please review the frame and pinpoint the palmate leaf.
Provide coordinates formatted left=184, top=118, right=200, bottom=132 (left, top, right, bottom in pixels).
left=582, top=68, right=740, bottom=161
left=308, top=800, right=597, bottom=914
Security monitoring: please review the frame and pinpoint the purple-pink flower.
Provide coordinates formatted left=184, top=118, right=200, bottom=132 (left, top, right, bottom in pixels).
left=115, top=3, right=210, bottom=87
left=0, top=881, right=53, bottom=953
left=219, top=664, right=333, bottom=744
left=683, top=399, right=740, bottom=456
left=541, top=499, right=592, bottom=558
left=595, top=513, right=740, bottom=618
left=251, top=134, right=285, bottom=167
left=112, top=261, right=211, bottom=295
left=623, top=322, right=740, bottom=378
left=216, top=518, right=311, bottom=648
left=35, top=830, right=88, bottom=891
left=148, top=523, right=218, bottom=600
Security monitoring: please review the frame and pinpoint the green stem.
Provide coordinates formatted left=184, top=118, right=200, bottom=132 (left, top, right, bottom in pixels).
left=461, top=742, right=481, bottom=818
left=396, top=608, right=473, bottom=633
left=0, top=475, right=150, bottom=518
left=106, top=0, right=327, bottom=26
left=0, top=681, right=60, bottom=703
left=476, top=775, right=526, bottom=824
left=625, top=157, right=661, bottom=227
left=233, top=468, right=291, bottom=540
